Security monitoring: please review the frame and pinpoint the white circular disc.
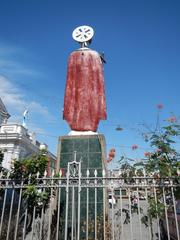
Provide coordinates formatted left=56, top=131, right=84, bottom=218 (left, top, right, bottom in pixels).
left=72, top=25, right=94, bottom=43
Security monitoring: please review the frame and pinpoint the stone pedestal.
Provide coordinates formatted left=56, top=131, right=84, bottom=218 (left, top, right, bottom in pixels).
left=56, top=134, right=106, bottom=175
left=56, top=134, right=107, bottom=239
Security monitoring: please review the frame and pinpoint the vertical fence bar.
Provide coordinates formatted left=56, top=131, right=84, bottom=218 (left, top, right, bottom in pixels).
left=56, top=177, right=62, bottom=240
left=144, top=174, right=151, bottom=240
left=102, top=169, right=106, bottom=240
left=0, top=176, right=8, bottom=237
left=162, top=186, right=170, bottom=240
left=47, top=187, right=53, bottom=240
left=22, top=208, right=28, bottom=240
left=14, top=181, right=23, bottom=240
left=77, top=163, right=81, bottom=240
left=95, top=183, right=97, bottom=240
left=48, top=177, right=53, bottom=239
left=6, top=187, right=15, bottom=240
left=86, top=169, right=89, bottom=240
left=120, top=187, right=124, bottom=240
left=39, top=203, right=44, bottom=240
left=30, top=206, right=36, bottom=240
left=171, top=181, right=180, bottom=240
left=111, top=186, right=115, bottom=240
left=0, top=189, right=7, bottom=237
left=64, top=170, right=69, bottom=240
left=86, top=187, right=89, bottom=240
left=136, top=186, right=142, bottom=240
left=94, top=169, right=97, bottom=240
left=128, top=187, right=133, bottom=240
left=39, top=175, right=46, bottom=240
left=153, top=182, right=161, bottom=240
left=71, top=186, right=75, bottom=240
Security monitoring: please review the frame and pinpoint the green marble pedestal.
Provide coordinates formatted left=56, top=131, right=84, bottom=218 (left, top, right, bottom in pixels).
left=56, top=134, right=107, bottom=239
left=56, top=134, right=106, bottom=175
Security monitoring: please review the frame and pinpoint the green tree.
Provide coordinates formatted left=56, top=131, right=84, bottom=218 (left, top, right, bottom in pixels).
left=143, top=118, right=180, bottom=177
left=118, top=113, right=180, bottom=237
left=10, top=150, right=50, bottom=212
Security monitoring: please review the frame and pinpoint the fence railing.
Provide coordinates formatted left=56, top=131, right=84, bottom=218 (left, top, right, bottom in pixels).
left=0, top=161, right=180, bottom=240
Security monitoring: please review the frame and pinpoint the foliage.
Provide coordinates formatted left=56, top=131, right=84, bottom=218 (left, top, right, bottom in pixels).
left=147, top=198, right=165, bottom=219
left=12, top=150, right=50, bottom=212
left=11, top=149, right=48, bottom=180
left=23, top=185, right=49, bottom=211
left=118, top=113, right=180, bottom=235
left=1, top=150, right=50, bottom=213
left=144, top=122, right=180, bottom=177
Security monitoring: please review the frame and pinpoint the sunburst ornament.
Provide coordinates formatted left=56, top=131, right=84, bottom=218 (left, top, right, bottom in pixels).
left=72, top=25, right=94, bottom=47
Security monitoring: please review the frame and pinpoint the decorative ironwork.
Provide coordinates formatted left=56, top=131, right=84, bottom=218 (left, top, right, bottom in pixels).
left=0, top=159, right=180, bottom=239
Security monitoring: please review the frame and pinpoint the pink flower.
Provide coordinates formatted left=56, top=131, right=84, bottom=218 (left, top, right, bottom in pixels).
left=110, top=148, right=116, bottom=153
left=107, top=158, right=113, bottom=163
left=157, top=104, right=163, bottom=110
left=167, top=116, right=177, bottom=123
left=144, top=152, right=151, bottom=157
left=156, top=149, right=162, bottom=153
left=108, top=148, right=116, bottom=157
left=131, top=144, right=138, bottom=150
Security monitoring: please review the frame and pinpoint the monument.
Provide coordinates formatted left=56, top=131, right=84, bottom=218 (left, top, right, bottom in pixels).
left=63, top=25, right=106, bottom=132
left=57, top=25, right=107, bottom=239
left=57, top=25, right=107, bottom=173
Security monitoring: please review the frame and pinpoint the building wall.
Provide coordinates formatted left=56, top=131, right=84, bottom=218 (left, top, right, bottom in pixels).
left=0, top=123, right=56, bottom=172
left=0, top=98, right=10, bottom=125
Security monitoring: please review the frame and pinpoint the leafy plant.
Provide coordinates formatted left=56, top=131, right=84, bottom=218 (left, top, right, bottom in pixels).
left=118, top=112, right=180, bottom=238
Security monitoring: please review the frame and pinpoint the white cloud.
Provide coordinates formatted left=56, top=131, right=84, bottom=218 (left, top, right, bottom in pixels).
left=0, top=43, right=59, bottom=153
left=0, top=44, right=44, bottom=78
left=0, top=75, right=54, bottom=120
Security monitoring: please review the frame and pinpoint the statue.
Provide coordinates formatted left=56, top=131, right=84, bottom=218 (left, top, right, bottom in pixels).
left=63, top=26, right=107, bottom=132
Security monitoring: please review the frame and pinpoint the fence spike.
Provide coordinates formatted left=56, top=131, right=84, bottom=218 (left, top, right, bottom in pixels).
left=86, top=169, right=90, bottom=177
left=94, top=169, right=97, bottom=177
left=102, top=169, right=106, bottom=177
left=59, top=169, right=62, bottom=177
left=118, top=169, right=121, bottom=176
left=177, top=168, right=180, bottom=176
left=52, top=169, right=55, bottom=177
left=28, top=173, right=32, bottom=181
left=7, top=171, right=10, bottom=178
left=0, top=170, right=3, bottom=178
left=44, top=170, right=47, bottom=177
left=37, top=171, right=40, bottom=178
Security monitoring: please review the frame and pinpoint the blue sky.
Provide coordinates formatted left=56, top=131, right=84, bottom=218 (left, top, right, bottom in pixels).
left=0, top=0, right=180, bottom=168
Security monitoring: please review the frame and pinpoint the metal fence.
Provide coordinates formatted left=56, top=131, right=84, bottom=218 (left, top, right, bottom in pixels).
left=0, top=160, right=180, bottom=240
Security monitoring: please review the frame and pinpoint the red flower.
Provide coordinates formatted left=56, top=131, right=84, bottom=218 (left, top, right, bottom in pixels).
left=109, top=152, right=115, bottom=158
left=131, top=144, right=138, bottom=150
left=156, top=148, right=162, bottom=153
left=167, top=116, right=177, bottom=123
left=107, top=157, right=113, bottom=163
left=157, top=104, right=163, bottom=110
left=108, top=148, right=116, bottom=158
left=110, top=148, right=116, bottom=153
left=144, top=152, right=151, bottom=157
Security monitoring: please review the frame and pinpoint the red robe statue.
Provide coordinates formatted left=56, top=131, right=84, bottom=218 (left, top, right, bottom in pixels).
left=63, top=49, right=107, bottom=132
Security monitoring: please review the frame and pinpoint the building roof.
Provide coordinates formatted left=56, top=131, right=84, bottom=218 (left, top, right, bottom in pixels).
left=0, top=98, right=10, bottom=118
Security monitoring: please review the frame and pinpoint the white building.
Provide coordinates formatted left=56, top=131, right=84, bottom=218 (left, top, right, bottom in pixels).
left=0, top=97, right=10, bottom=124
left=0, top=98, right=56, bottom=173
